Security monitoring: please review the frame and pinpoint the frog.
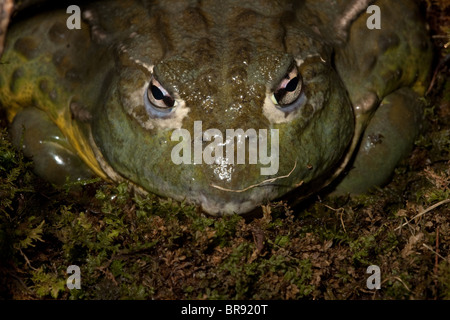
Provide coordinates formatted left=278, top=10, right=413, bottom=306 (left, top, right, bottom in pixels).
left=0, top=0, right=433, bottom=216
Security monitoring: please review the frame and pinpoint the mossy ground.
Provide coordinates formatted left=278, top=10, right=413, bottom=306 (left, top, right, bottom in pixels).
left=0, top=1, right=449, bottom=300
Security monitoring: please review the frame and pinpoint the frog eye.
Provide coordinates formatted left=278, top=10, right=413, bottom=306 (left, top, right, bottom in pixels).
left=146, top=77, right=177, bottom=111
left=271, top=66, right=303, bottom=107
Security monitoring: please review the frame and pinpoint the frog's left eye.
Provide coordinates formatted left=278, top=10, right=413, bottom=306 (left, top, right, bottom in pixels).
left=145, top=77, right=177, bottom=111
left=271, top=66, right=303, bottom=107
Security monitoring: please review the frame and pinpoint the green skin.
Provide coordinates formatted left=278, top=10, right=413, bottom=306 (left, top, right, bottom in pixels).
left=0, top=0, right=432, bottom=215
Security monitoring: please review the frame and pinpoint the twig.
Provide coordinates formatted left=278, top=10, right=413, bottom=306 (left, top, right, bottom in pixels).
left=18, top=248, right=37, bottom=271
left=435, top=227, right=439, bottom=288
left=381, top=276, right=411, bottom=292
left=323, top=204, right=347, bottom=233
left=423, top=243, right=447, bottom=262
left=426, top=54, right=450, bottom=95
left=395, top=199, right=450, bottom=231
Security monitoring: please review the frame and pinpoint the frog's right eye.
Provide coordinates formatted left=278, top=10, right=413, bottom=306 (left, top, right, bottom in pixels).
left=145, top=77, right=177, bottom=112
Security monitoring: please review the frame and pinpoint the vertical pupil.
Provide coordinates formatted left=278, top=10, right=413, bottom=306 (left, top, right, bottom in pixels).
left=285, top=77, right=299, bottom=92
left=151, top=85, right=165, bottom=100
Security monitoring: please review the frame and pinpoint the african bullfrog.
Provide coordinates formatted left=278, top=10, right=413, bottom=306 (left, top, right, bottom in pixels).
left=0, top=0, right=433, bottom=215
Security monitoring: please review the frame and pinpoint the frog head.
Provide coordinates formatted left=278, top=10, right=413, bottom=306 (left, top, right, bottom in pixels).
left=90, top=4, right=355, bottom=215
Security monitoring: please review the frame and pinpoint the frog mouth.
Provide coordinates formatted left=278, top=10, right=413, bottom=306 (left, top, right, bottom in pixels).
left=89, top=124, right=301, bottom=215
left=208, top=160, right=299, bottom=194
left=196, top=183, right=281, bottom=216
left=198, top=194, right=260, bottom=216
left=194, top=161, right=301, bottom=216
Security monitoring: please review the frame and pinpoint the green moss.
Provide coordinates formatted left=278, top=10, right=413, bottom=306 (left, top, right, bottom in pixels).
left=31, top=266, right=67, bottom=299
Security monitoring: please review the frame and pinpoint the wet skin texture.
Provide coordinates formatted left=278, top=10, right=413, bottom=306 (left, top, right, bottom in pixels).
left=0, top=0, right=433, bottom=215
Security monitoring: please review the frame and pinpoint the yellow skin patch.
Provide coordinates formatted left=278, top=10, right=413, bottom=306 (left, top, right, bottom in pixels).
left=1, top=20, right=107, bottom=181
